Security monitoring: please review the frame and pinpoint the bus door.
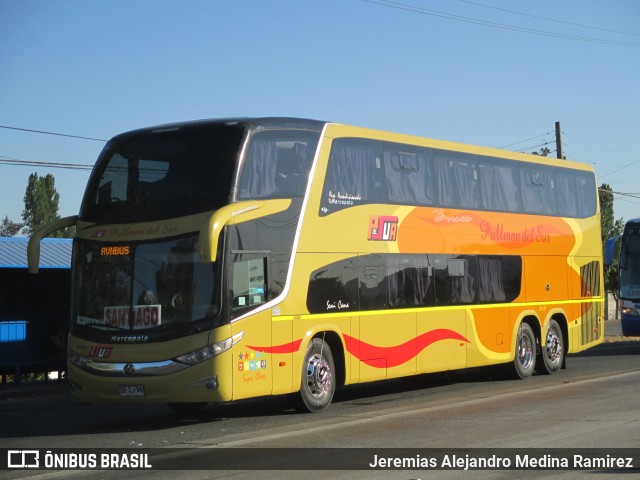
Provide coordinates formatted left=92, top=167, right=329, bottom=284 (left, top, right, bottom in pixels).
left=229, top=253, right=273, bottom=400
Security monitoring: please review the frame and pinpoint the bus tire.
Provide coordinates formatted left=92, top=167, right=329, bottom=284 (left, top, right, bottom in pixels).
left=296, top=337, right=335, bottom=413
left=513, top=322, right=536, bottom=379
left=538, top=319, right=564, bottom=374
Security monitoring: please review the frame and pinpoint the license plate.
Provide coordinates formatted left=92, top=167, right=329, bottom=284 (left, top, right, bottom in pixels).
left=118, top=385, right=145, bottom=397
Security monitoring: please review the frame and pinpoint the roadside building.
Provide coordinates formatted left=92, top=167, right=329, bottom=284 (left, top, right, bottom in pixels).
left=0, top=237, right=72, bottom=383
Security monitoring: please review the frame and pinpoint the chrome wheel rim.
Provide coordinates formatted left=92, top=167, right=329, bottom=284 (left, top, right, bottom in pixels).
left=517, top=330, right=534, bottom=370
left=545, top=328, right=563, bottom=367
left=306, top=353, right=332, bottom=399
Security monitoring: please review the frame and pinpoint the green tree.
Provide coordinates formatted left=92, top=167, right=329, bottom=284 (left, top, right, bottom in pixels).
left=532, top=147, right=551, bottom=157
left=0, top=215, right=24, bottom=237
left=21, top=173, right=63, bottom=237
left=599, top=183, right=624, bottom=292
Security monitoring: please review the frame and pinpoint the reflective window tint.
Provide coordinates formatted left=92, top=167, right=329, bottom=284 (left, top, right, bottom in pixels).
left=521, top=167, right=557, bottom=215
left=478, top=159, right=521, bottom=213
left=320, top=139, right=385, bottom=215
left=230, top=254, right=267, bottom=318
left=358, top=255, right=388, bottom=311
left=434, top=152, right=481, bottom=209
left=383, top=146, right=435, bottom=206
left=306, top=258, right=359, bottom=313
left=307, top=254, right=521, bottom=314
left=386, top=255, right=435, bottom=308
left=237, top=130, right=319, bottom=200
left=319, top=137, right=597, bottom=218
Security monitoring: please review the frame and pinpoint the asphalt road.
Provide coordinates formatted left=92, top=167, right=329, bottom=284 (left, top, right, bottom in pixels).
left=1, top=322, right=639, bottom=480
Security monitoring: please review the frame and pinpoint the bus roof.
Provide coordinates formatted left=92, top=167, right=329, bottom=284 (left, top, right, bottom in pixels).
left=107, top=117, right=594, bottom=173
left=110, top=117, right=328, bottom=140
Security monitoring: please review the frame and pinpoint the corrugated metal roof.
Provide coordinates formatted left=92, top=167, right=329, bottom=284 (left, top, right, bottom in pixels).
left=0, top=237, right=72, bottom=269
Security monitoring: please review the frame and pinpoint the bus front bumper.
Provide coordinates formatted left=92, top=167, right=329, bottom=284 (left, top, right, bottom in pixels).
left=67, top=357, right=231, bottom=404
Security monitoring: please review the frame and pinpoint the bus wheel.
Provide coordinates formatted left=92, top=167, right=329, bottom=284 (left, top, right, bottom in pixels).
left=296, top=338, right=335, bottom=413
left=538, top=319, right=564, bottom=374
left=513, top=322, right=536, bottom=379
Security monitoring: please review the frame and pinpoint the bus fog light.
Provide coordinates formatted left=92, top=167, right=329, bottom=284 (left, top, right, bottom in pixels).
left=188, top=376, right=218, bottom=390
left=205, top=377, right=218, bottom=390
left=68, top=380, right=85, bottom=392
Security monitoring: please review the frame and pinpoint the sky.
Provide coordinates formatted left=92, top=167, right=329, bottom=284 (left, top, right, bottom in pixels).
left=1, top=0, right=639, bottom=230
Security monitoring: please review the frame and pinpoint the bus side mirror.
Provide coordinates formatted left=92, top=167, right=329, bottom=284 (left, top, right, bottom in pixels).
left=198, top=204, right=243, bottom=264
left=27, top=215, right=78, bottom=273
left=198, top=199, right=292, bottom=264
left=604, top=236, right=619, bottom=267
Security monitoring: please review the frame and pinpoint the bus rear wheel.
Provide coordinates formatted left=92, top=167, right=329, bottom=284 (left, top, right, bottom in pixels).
left=512, top=322, right=536, bottom=379
left=296, top=338, right=335, bottom=413
left=538, top=319, right=564, bottom=374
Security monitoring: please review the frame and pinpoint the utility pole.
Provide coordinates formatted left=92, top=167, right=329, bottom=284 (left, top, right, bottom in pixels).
left=555, top=121, right=563, bottom=159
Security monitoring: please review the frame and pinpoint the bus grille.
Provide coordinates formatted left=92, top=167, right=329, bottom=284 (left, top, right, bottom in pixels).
left=581, top=301, right=601, bottom=345
left=580, top=261, right=601, bottom=297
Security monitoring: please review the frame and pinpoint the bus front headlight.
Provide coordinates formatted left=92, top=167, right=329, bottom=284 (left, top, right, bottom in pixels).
left=174, top=331, right=244, bottom=365
left=68, top=350, right=91, bottom=368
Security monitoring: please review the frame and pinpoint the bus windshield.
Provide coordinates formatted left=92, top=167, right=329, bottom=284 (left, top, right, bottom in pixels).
left=72, top=120, right=322, bottom=339
left=71, top=234, right=219, bottom=335
left=80, top=123, right=245, bottom=223
left=620, top=225, right=640, bottom=299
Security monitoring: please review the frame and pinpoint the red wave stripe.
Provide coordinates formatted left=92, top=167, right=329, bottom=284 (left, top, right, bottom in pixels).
left=343, top=329, right=469, bottom=368
left=247, top=339, right=302, bottom=354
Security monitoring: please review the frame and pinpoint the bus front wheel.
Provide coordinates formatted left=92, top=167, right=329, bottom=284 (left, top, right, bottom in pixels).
left=513, top=322, right=536, bottom=379
left=296, top=338, right=336, bottom=413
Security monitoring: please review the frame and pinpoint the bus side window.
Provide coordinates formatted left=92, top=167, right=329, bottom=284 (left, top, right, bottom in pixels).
left=521, top=167, right=557, bottom=215
left=306, top=258, right=359, bottom=313
left=434, top=152, right=480, bottom=210
left=478, top=159, right=521, bottom=213
left=383, top=145, right=435, bottom=206
left=320, top=138, right=385, bottom=215
left=554, top=170, right=578, bottom=217
left=358, top=255, right=388, bottom=311
left=275, top=142, right=308, bottom=197
left=231, top=255, right=267, bottom=318
left=386, top=255, right=434, bottom=308
left=433, top=255, right=477, bottom=305
left=237, top=138, right=279, bottom=199
left=575, top=173, right=597, bottom=218
left=449, top=257, right=477, bottom=304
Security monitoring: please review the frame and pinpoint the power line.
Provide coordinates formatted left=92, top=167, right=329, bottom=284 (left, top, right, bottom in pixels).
left=0, top=155, right=94, bottom=171
left=0, top=125, right=107, bottom=142
left=515, top=141, right=555, bottom=154
left=608, top=189, right=640, bottom=201
left=361, top=0, right=640, bottom=48
left=455, top=0, right=640, bottom=38
left=599, top=157, right=640, bottom=180
left=498, top=131, right=552, bottom=149
left=562, top=131, right=640, bottom=153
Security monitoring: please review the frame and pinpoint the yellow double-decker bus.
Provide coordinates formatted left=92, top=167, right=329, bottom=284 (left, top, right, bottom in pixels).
left=28, top=118, right=603, bottom=413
